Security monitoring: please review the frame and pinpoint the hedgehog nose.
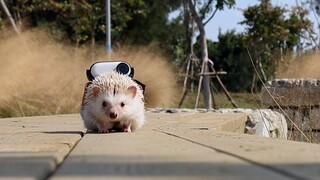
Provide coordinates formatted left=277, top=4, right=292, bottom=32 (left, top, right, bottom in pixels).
left=110, top=112, right=118, bottom=119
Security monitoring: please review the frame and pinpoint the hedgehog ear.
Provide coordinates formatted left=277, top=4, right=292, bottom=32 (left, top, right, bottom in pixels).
left=92, top=86, right=101, bottom=96
left=126, top=86, right=137, bottom=99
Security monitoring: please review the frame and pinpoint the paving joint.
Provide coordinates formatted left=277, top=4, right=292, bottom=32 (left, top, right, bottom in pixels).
left=2, top=113, right=320, bottom=179
left=154, top=128, right=306, bottom=180
left=45, top=130, right=88, bottom=179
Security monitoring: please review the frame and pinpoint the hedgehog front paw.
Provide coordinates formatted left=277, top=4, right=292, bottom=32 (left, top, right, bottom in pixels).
left=122, top=124, right=132, bottom=132
left=123, top=127, right=131, bottom=132
left=97, top=122, right=109, bottom=133
left=98, top=128, right=109, bottom=133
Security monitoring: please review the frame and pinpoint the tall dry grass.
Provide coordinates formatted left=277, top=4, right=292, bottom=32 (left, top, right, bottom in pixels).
left=276, top=52, right=320, bottom=143
left=107, top=46, right=178, bottom=107
left=277, top=52, right=320, bottom=78
left=0, top=29, right=177, bottom=117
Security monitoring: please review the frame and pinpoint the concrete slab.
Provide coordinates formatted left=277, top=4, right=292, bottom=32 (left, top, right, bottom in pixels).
left=163, top=129, right=320, bottom=178
left=144, top=112, right=247, bottom=133
left=52, top=131, right=288, bottom=180
left=2, top=111, right=319, bottom=180
left=0, top=114, right=86, bottom=180
left=52, top=112, right=292, bottom=180
left=153, top=112, right=320, bottom=179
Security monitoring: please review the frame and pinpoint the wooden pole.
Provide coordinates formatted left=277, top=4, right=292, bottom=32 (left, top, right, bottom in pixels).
left=208, top=65, right=238, bottom=108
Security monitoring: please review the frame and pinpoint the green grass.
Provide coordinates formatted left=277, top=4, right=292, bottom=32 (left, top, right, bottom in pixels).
left=178, top=92, right=265, bottom=109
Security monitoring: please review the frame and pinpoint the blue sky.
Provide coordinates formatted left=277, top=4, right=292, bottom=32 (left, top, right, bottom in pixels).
left=205, top=0, right=315, bottom=41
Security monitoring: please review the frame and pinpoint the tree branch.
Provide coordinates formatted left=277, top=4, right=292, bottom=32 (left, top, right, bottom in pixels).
left=200, top=0, right=214, bottom=21
left=204, top=7, right=218, bottom=26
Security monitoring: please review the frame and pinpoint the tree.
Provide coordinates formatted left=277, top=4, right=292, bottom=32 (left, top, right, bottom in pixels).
left=193, top=30, right=253, bottom=92
left=304, top=0, right=320, bottom=48
left=241, top=0, right=314, bottom=90
left=115, top=0, right=181, bottom=45
left=186, top=0, right=235, bottom=109
left=194, top=30, right=252, bottom=92
left=1, top=0, right=181, bottom=47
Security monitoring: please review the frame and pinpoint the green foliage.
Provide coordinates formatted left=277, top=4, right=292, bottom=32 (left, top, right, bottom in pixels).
left=194, top=30, right=252, bottom=92
left=167, top=16, right=187, bottom=66
left=240, top=0, right=314, bottom=80
left=1, top=0, right=315, bottom=94
left=191, top=0, right=314, bottom=92
left=213, top=31, right=253, bottom=92
left=196, top=0, right=235, bottom=14
left=2, top=0, right=181, bottom=46
left=215, top=0, right=235, bottom=10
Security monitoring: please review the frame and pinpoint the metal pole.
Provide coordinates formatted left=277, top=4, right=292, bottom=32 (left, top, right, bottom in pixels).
left=0, top=0, right=20, bottom=34
left=106, top=0, right=112, bottom=59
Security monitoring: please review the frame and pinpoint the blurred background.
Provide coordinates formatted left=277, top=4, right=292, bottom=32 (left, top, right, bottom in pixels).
left=0, top=0, right=320, bottom=117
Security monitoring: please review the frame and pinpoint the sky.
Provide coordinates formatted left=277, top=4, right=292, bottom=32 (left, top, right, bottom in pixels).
left=204, top=0, right=318, bottom=41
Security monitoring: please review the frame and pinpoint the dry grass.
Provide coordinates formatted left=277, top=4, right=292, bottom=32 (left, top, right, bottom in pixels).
left=277, top=52, right=320, bottom=78
left=275, top=52, right=320, bottom=143
left=0, top=29, right=177, bottom=117
left=98, top=46, right=178, bottom=107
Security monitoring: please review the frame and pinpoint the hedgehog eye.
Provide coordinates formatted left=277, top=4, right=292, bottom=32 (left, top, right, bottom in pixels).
left=120, top=102, right=125, bottom=107
left=102, top=101, right=108, bottom=107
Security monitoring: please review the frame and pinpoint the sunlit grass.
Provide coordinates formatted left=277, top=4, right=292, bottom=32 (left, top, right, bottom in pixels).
left=0, top=29, right=177, bottom=117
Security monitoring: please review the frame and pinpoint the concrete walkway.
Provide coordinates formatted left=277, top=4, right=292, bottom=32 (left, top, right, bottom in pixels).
left=1, top=112, right=320, bottom=180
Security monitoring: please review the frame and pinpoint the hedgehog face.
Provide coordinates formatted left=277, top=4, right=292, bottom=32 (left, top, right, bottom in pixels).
left=91, top=85, right=138, bottom=123
left=81, top=72, right=145, bottom=132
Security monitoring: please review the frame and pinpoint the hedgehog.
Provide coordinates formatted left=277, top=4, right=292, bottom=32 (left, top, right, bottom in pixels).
left=80, top=71, right=145, bottom=133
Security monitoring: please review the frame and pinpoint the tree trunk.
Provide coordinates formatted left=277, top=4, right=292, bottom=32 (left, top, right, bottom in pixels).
left=183, top=0, right=196, bottom=93
left=187, top=0, right=212, bottom=109
left=183, top=1, right=194, bottom=56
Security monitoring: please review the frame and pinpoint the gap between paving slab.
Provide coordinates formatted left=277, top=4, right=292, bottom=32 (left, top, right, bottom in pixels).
left=2, top=112, right=319, bottom=180
left=51, top=112, right=319, bottom=180
left=149, top=112, right=320, bottom=179
left=50, top=112, right=284, bottom=180
left=0, top=114, right=86, bottom=180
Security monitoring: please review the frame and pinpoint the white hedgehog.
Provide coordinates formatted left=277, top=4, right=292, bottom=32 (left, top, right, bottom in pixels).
left=81, top=71, right=145, bottom=133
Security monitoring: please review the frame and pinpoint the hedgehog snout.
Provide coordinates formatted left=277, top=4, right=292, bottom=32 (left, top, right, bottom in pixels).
left=110, top=112, right=118, bottom=119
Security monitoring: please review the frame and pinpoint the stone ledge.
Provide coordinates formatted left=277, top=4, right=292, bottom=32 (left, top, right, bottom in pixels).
left=261, top=78, right=320, bottom=107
